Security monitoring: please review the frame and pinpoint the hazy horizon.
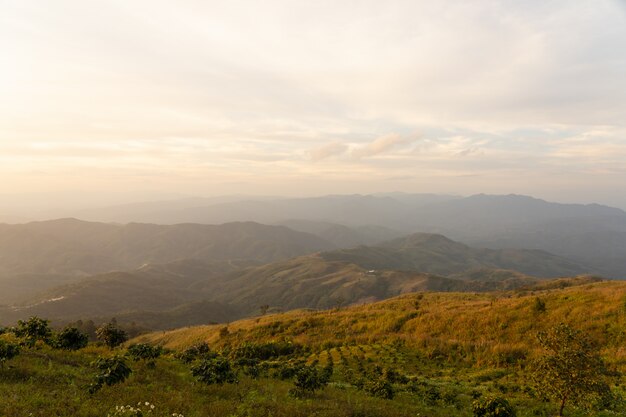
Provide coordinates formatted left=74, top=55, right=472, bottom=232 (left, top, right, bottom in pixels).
left=2, top=1, right=626, bottom=212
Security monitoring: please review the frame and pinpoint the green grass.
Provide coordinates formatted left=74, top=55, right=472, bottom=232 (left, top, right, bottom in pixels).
left=3, top=282, right=626, bottom=416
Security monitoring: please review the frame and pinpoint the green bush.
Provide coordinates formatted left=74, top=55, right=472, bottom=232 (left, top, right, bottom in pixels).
left=289, top=365, right=328, bottom=397
left=89, top=355, right=132, bottom=393
left=176, top=342, right=214, bottom=363
left=0, top=339, right=20, bottom=368
left=365, top=378, right=395, bottom=399
left=472, top=396, right=516, bottom=417
left=96, top=322, right=128, bottom=349
left=14, top=316, right=52, bottom=347
left=126, top=343, right=162, bottom=362
left=54, top=326, right=88, bottom=350
left=191, top=357, right=238, bottom=385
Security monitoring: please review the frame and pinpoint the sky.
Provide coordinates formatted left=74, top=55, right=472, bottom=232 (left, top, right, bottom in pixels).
left=1, top=0, right=626, bottom=211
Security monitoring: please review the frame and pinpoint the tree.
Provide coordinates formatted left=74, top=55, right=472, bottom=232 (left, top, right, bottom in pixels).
left=191, top=357, right=238, bottom=385
left=126, top=343, right=162, bottom=365
left=472, top=396, right=516, bottom=417
left=289, top=365, right=328, bottom=397
left=89, top=355, right=132, bottom=393
left=96, top=321, right=127, bottom=349
left=259, top=304, right=270, bottom=316
left=54, top=326, right=89, bottom=351
left=0, top=339, right=20, bottom=368
left=14, top=316, right=52, bottom=347
left=530, top=323, right=613, bottom=416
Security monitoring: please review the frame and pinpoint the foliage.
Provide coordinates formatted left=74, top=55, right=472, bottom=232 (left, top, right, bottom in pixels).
left=532, top=297, right=546, bottom=314
left=89, top=355, right=133, bottom=393
left=364, top=378, right=395, bottom=399
left=176, top=342, right=214, bottom=363
left=126, top=344, right=162, bottom=362
left=96, top=321, right=128, bottom=349
left=53, top=326, right=89, bottom=350
left=231, top=341, right=302, bottom=360
left=191, top=356, right=238, bottom=385
left=472, top=396, right=516, bottom=417
left=0, top=339, right=20, bottom=367
left=530, top=323, right=614, bottom=416
left=289, top=364, right=328, bottom=397
left=14, top=316, right=52, bottom=347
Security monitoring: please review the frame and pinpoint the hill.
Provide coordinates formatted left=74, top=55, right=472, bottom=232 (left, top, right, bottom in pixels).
left=1, top=233, right=595, bottom=327
left=135, top=280, right=626, bottom=365
left=321, top=233, right=590, bottom=278
left=65, top=192, right=626, bottom=277
left=0, top=219, right=334, bottom=303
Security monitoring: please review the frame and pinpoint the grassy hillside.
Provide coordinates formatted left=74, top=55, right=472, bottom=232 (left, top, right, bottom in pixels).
left=136, top=280, right=626, bottom=365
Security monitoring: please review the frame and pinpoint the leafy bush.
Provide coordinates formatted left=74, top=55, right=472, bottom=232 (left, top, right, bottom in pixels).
left=54, top=326, right=89, bottom=350
left=472, top=396, right=516, bottom=417
left=191, top=357, right=238, bottom=385
left=0, top=339, right=20, bottom=368
left=96, top=322, right=128, bottom=349
left=89, top=355, right=132, bottom=393
left=14, top=316, right=52, bottom=347
left=289, top=365, right=328, bottom=397
left=127, top=344, right=162, bottom=362
left=231, top=341, right=302, bottom=360
left=176, top=342, right=214, bottom=363
left=365, top=378, right=395, bottom=399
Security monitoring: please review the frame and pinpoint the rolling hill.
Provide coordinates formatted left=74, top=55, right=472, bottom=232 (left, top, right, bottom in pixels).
left=2, top=232, right=597, bottom=328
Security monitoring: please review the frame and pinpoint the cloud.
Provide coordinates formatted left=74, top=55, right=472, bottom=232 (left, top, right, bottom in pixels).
left=307, top=142, right=349, bottom=161
left=352, top=133, right=419, bottom=159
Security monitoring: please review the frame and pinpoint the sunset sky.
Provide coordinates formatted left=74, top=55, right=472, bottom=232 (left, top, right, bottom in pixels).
left=2, top=0, right=626, bottom=210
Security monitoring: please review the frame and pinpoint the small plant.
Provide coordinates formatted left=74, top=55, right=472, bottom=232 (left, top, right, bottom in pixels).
left=127, top=343, right=162, bottom=362
left=96, top=321, right=128, bottom=349
left=0, top=339, right=20, bottom=368
left=191, top=356, right=238, bottom=385
left=364, top=378, right=395, bottom=399
left=107, top=402, right=184, bottom=417
left=289, top=364, right=328, bottom=397
left=14, top=316, right=52, bottom=347
left=53, top=326, right=88, bottom=350
left=89, top=355, right=132, bottom=393
left=176, top=342, right=214, bottom=363
left=532, top=297, right=546, bottom=314
left=472, top=396, right=516, bottom=417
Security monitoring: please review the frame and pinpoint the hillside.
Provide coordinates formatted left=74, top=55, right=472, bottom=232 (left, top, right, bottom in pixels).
left=321, top=233, right=590, bottom=278
left=135, top=280, right=626, bottom=364
left=0, top=219, right=334, bottom=303
left=1, top=232, right=596, bottom=327
left=65, top=192, right=626, bottom=277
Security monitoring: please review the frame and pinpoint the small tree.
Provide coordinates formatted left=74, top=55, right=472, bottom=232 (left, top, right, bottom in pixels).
left=191, top=356, right=238, bottom=385
left=472, top=396, right=516, bottom=417
left=289, top=365, right=328, bottom=397
left=54, top=326, right=89, bottom=351
left=0, top=339, right=20, bottom=368
left=533, top=297, right=546, bottom=314
left=89, top=355, right=132, bottom=393
left=530, top=323, right=613, bottom=416
left=126, top=343, right=162, bottom=367
left=96, top=322, right=127, bottom=349
left=14, top=316, right=52, bottom=347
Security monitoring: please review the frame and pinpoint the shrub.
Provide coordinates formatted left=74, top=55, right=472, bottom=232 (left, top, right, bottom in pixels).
left=191, top=357, right=238, bottom=385
left=472, top=396, right=516, bottom=417
left=365, top=378, right=395, bottom=399
left=14, top=316, right=52, bottom=347
left=126, top=343, right=162, bottom=362
left=89, top=355, right=132, bottom=393
left=289, top=365, right=328, bottom=397
left=176, top=342, right=214, bottom=363
left=96, top=322, right=128, bottom=349
left=54, top=326, right=89, bottom=350
left=0, top=339, right=20, bottom=368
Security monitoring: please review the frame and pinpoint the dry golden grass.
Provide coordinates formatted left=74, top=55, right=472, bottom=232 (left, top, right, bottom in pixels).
left=134, top=281, right=626, bottom=368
